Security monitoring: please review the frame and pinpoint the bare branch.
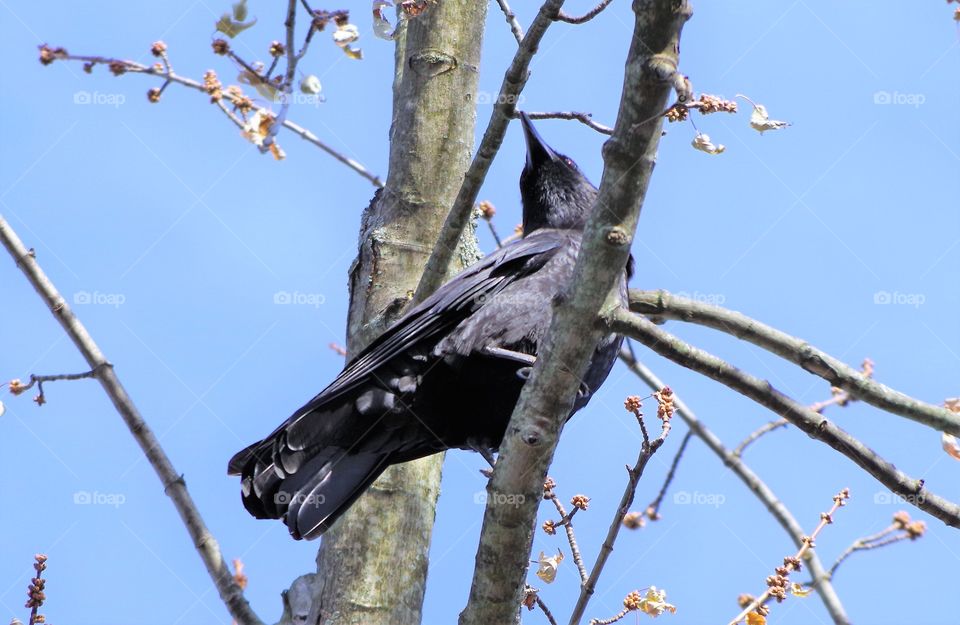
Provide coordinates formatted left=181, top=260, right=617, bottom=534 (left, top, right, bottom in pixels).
left=495, top=0, right=525, bottom=43
left=40, top=49, right=383, bottom=187
left=413, top=0, right=567, bottom=303
left=458, top=3, right=691, bottom=623
left=729, top=489, right=850, bottom=625
left=537, top=596, right=559, bottom=625
left=556, top=0, right=615, bottom=24
left=543, top=488, right=589, bottom=583
left=6, top=366, right=107, bottom=407
left=282, top=117, right=384, bottom=187
left=628, top=289, right=960, bottom=437
left=618, top=349, right=850, bottom=624
left=0, top=215, right=264, bottom=625
left=735, top=360, right=873, bottom=456
left=644, top=428, right=692, bottom=520
left=524, top=586, right=559, bottom=625
left=609, top=308, right=960, bottom=529
left=8, top=368, right=102, bottom=393
left=821, top=511, right=925, bottom=583
left=260, top=0, right=300, bottom=153
left=569, top=394, right=672, bottom=625
left=25, top=554, right=48, bottom=625
left=520, top=111, right=614, bottom=135
left=733, top=418, right=788, bottom=457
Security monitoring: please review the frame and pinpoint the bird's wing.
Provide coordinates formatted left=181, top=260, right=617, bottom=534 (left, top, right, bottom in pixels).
left=227, top=229, right=570, bottom=475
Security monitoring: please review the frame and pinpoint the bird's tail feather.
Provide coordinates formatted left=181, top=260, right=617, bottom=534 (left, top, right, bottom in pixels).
left=232, top=444, right=390, bottom=540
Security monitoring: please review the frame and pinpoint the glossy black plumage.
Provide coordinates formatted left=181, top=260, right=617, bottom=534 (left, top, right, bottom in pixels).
left=228, top=114, right=630, bottom=540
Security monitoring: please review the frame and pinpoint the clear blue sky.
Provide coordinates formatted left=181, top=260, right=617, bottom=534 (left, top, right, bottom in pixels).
left=2, top=2, right=958, bottom=624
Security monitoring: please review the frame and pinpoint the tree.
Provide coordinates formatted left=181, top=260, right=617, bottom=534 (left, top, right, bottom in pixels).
left=3, top=2, right=959, bottom=624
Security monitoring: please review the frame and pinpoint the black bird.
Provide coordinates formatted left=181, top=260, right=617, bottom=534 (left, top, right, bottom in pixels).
left=228, top=114, right=630, bottom=540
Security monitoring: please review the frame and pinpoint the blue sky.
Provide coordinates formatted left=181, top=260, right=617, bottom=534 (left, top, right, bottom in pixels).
left=1, top=1, right=958, bottom=624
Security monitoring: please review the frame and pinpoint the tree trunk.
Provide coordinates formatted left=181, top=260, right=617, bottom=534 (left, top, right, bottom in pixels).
left=289, top=4, right=488, bottom=625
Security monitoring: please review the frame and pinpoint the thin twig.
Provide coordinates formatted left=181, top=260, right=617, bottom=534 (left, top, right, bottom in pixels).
left=495, top=0, right=525, bottom=43
left=610, top=308, right=960, bottom=528
left=556, top=0, right=615, bottom=24
left=644, top=428, right=692, bottom=519
left=0, top=216, right=264, bottom=625
left=736, top=360, right=873, bottom=456
left=486, top=220, right=503, bottom=247
left=25, top=554, right=48, bottom=625
left=544, top=492, right=589, bottom=583
left=589, top=607, right=629, bottom=625
left=283, top=117, right=384, bottom=186
left=521, top=111, right=613, bottom=135
left=262, top=0, right=300, bottom=153
left=830, top=531, right=904, bottom=579
left=6, top=366, right=106, bottom=407
left=618, top=347, right=850, bottom=624
left=729, top=489, right=850, bottom=625
left=733, top=418, right=788, bottom=457
left=8, top=368, right=103, bottom=393
left=823, top=512, right=925, bottom=582
left=40, top=50, right=383, bottom=187
left=628, top=289, right=960, bottom=437
left=537, top=596, right=559, bottom=625
left=568, top=395, right=672, bottom=625
left=214, top=98, right=248, bottom=130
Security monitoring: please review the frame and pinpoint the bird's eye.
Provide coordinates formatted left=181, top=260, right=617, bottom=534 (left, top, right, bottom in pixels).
left=563, top=157, right=575, bottom=167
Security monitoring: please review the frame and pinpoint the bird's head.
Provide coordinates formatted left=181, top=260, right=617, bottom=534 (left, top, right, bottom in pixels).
left=519, top=113, right=598, bottom=234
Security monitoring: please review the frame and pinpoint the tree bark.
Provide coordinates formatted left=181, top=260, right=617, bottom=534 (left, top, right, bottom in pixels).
left=459, top=2, right=691, bottom=623
left=294, top=4, right=488, bottom=625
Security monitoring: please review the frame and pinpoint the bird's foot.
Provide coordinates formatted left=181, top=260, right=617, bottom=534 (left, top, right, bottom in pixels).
left=577, top=381, right=592, bottom=399
left=483, top=346, right=537, bottom=366
left=467, top=438, right=498, bottom=473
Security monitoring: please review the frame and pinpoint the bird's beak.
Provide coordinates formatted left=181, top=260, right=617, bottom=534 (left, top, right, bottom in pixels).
left=520, top=112, right=558, bottom=169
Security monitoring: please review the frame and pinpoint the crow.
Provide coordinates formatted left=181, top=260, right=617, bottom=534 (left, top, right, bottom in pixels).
left=228, top=113, right=630, bottom=540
